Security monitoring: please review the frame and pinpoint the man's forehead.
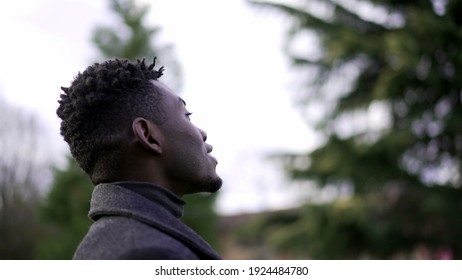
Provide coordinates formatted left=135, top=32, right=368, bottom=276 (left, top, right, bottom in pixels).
left=150, top=79, right=174, bottom=96
left=150, top=79, right=169, bottom=89
left=149, top=79, right=186, bottom=106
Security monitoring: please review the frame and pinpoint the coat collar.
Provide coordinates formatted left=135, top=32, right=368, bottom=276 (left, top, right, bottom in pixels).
left=89, top=182, right=221, bottom=259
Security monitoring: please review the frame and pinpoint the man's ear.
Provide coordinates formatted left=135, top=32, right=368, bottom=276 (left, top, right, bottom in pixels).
left=132, top=117, right=163, bottom=154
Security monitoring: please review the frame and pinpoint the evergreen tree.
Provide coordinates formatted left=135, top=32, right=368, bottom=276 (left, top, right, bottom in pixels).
left=248, top=0, right=462, bottom=259
left=36, top=157, right=93, bottom=259
left=92, top=0, right=182, bottom=91
left=38, top=0, right=219, bottom=258
left=181, top=192, right=219, bottom=250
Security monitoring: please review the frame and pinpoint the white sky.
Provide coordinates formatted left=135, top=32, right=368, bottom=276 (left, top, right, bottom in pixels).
left=0, top=0, right=316, bottom=215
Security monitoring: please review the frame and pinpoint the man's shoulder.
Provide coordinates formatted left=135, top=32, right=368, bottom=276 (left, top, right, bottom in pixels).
left=74, top=215, right=199, bottom=260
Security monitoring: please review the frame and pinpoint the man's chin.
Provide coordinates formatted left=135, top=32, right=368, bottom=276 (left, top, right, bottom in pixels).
left=202, top=176, right=222, bottom=193
left=185, top=176, right=223, bottom=195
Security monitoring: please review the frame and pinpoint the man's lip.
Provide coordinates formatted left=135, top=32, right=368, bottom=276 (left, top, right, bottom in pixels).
left=206, top=144, right=213, bottom=154
left=209, top=154, right=218, bottom=164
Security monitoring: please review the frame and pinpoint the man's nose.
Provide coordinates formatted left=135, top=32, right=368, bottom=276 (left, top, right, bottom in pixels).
left=199, top=128, right=207, bottom=142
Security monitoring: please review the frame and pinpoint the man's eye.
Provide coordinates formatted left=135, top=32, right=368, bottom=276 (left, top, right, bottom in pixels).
left=186, top=112, right=193, bottom=119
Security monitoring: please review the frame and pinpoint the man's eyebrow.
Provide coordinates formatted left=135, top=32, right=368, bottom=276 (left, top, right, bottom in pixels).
left=178, top=97, right=186, bottom=106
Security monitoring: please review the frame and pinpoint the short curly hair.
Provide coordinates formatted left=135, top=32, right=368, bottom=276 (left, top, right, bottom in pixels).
left=58, top=58, right=165, bottom=184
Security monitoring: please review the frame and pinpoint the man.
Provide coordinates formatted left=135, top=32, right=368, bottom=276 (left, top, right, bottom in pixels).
left=57, top=58, right=223, bottom=259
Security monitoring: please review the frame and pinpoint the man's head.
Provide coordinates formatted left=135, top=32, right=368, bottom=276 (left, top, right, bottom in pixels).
left=57, top=58, right=222, bottom=195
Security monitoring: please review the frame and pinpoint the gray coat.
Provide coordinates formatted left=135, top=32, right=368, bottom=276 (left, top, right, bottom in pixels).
left=73, top=182, right=221, bottom=260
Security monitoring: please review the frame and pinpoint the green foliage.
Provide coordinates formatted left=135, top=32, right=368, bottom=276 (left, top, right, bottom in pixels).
left=93, top=0, right=158, bottom=59
left=0, top=190, right=41, bottom=259
left=250, top=0, right=462, bottom=258
left=36, top=157, right=93, bottom=259
left=182, top=193, right=220, bottom=251
left=238, top=187, right=462, bottom=259
left=0, top=97, right=49, bottom=259
left=92, top=0, right=182, bottom=91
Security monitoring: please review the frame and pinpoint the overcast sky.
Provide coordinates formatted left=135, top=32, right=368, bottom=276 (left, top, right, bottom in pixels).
left=0, top=0, right=316, bottom=215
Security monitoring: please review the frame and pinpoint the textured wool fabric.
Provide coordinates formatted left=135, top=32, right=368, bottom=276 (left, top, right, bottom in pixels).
left=73, top=182, right=221, bottom=260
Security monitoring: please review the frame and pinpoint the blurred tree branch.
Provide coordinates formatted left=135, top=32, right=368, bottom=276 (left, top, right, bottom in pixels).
left=0, top=96, right=52, bottom=259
